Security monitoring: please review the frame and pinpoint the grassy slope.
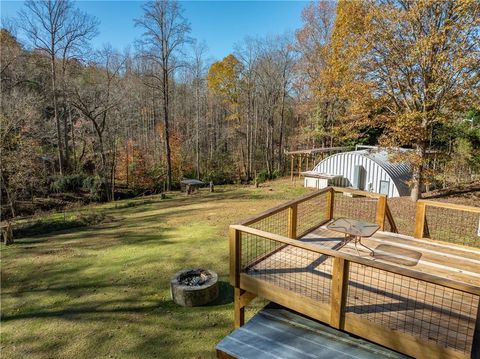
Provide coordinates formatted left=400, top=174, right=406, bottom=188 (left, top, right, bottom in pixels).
left=1, top=179, right=311, bottom=359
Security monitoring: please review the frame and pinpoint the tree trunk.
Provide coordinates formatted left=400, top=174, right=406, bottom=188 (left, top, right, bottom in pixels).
left=410, top=142, right=426, bottom=201
left=163, top=65, right=173, bottom=191
left=278, top=87, right=286, bottom=173
left=195, top=84, right=200, bottom=179
left=50, top=54, right=64, bottom=175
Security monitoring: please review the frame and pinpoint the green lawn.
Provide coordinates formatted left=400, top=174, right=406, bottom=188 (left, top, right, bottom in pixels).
left=1, top=179, right=311, bottom=359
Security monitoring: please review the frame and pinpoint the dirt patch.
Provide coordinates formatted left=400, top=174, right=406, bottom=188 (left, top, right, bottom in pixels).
left=423, top=181, right=480, bottom=207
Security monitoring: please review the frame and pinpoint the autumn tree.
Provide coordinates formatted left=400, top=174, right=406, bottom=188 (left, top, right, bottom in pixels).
left=358, top=0, right=480, bottom=200
left=294, top=1, right=337, bottom=147
left=1, top=29, right=44, bottom=216
left=18, top=0, right=98, bottom=175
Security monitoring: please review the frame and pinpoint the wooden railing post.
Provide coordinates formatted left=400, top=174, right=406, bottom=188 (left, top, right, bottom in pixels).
left=330, top=257, right=349, bottom=330
left=472, top=300, right=480, bottom=359
left=229, top=227, right=241, bottom=287
left=326, top=188, right=334, bottom=221
left=376, top=196, right=387, bottom=231
left=230, top=227, right=245, bottom=327
left=288, top=203, right=298, bottom=239
left=414, top=201, right=427, bottom=239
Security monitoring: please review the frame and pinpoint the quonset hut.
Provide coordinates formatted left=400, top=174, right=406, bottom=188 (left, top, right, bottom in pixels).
left=302, top=147, right=412, bottom=197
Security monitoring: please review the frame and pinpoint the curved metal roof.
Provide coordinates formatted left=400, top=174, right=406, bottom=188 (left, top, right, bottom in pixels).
left=358, top=149, right=411, bottom=196
left=313, top=149, right=412, bottom=196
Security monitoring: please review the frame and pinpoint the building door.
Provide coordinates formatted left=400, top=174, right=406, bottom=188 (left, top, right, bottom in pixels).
left=379, top=180, right=390, bottom=196
left=353, top=165, right=366, bottom=190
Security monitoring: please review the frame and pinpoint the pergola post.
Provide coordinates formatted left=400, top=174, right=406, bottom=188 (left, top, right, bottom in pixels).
left=298, top=155, right=302, bottom=178
left=284, top=147, right=351, bottom=183
left=290, top=155, right=294, bottom=182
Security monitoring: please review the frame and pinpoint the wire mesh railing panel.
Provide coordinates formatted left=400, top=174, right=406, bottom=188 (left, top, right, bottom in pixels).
left=333, top=193, right=377, bottom=223
left=384, top=197, right=416, bottom=236
left=241, top=231, right=285, bottom=269
left=425, top=206, right=480, bottom=247
left=346, top=262, right=479, bottom=354
left=241, top=232, right=333, bottom=304
left=297, top=193, right=328, bottom=236
left=248, top=207, right=289, bottom=237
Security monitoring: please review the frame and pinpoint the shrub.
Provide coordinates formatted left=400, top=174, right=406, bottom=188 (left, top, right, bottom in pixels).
left=202, top=170, right=235, bottom=185
left=255, top=169, right=281, bottom=184
left=50, top=173, right=86, bottom=192
left=271, top=169, right=281, bottom=179
left=82, top=176, right=105, bottom=200
left=255, top=169, right=270, bottom=184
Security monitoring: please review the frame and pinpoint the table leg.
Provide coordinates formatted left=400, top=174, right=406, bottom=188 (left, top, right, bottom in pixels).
left=357, top=237, right=375, bottom=256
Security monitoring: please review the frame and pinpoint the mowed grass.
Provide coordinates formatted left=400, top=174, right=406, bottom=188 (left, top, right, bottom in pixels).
left=1, top=179, right=311, bottom=359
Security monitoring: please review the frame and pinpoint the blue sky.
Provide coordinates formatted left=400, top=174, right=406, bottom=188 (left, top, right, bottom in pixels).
left=1, top=1, right=308, bottom=60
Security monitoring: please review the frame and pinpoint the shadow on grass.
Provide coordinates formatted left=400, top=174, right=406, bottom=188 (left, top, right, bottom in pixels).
left=1, top=300, right=164, bottom=322
left=208, top=281, right=233, bottom=306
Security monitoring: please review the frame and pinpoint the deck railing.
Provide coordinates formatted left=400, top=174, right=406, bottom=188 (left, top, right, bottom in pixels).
left=240, top=187, right=395, bottom=238
left=414, top=200, right=480, bottom=247
left=230, top=187, right=480, bottom=359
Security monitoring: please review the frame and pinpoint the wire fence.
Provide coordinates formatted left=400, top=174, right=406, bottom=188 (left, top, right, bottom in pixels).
left=383, top=197, right=416, bottom=236
left=297, top=192, right=328, bottom=236
left=347, top=262, right=479, bottom=354
left=425, top=205, right=480, bottom=247
left=248, top=207, right=289, bottom=237
left=332, top=193, right=377, bottom=224
left=240, top=232, right=333, bottom=304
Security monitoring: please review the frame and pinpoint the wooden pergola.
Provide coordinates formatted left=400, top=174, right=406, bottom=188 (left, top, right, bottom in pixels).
left=285, top=147, right=350, bottom=181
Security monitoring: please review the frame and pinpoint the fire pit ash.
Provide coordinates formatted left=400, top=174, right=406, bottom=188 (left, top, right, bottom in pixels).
left=170, top=268, right=218, bottom=307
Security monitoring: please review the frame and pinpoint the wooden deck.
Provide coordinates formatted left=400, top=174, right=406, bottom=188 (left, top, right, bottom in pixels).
left=242, top=227, right=480, bottom=358
left=229, top=187, right=480, bottom=359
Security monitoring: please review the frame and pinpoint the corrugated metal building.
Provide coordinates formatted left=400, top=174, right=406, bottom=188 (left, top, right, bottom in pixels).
left=303, top=148, right=412, bottom=197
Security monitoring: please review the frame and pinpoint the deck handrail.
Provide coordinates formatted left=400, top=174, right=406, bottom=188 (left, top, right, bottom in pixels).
left=230, top=224, right=480, bottom=296
left=414, top=199, right=480, bottom=240
left=240, top=186, right=397, bottom=235
left=238, top=187, right=331, bottom=226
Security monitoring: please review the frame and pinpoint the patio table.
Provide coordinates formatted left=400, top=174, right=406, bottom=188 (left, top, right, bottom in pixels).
left=327, top=217, right=379, bottom=256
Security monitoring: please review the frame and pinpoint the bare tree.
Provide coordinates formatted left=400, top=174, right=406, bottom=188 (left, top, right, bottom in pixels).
left=190, top=40, right=208, bottom=178
left=18, top=0, right=98, bottom=175
left=135, top=0, right=191, bottom=190
left=71, top=46, right=124, bottom=200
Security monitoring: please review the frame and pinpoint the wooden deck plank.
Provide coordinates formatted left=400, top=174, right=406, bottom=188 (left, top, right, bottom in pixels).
left=307, top=227, right=480, bottom=285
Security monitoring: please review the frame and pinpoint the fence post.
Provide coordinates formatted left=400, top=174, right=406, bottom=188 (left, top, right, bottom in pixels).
left=330, top=257, right=349, bottom=330
left=414, top=201, right=427, bottom=239
left=376, top=196, right=387, bottom=231
left=326, top=188, right=334, bottom=221
left=288, top=203, right=298, bottom=239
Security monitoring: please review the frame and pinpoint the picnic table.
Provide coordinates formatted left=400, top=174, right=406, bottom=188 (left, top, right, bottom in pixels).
left=327, top=217, right=379, bottom=256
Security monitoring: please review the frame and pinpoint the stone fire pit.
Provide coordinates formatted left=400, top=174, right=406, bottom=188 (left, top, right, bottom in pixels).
left=170, top=269, right=218, bottom=307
